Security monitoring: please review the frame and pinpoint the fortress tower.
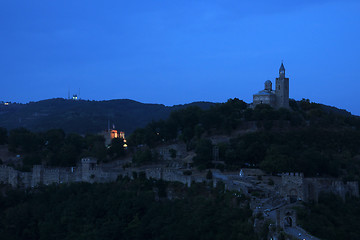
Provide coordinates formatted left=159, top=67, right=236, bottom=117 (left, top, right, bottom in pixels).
left=275, top=62, right=289, bottom=109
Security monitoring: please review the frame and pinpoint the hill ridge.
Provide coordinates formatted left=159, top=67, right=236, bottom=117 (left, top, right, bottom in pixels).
left=0, top=98, right=215, bottom=134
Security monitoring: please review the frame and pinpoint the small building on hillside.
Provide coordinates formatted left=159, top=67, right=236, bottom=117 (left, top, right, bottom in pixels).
left=100, top=127, right=126, bottom=147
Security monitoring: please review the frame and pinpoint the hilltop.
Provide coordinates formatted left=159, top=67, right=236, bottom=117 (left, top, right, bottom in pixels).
left=127, top=98, right=360, bottom=178
left=0, top=97, right=352, bottom=136
left=0, top=98, right=214, bottom=134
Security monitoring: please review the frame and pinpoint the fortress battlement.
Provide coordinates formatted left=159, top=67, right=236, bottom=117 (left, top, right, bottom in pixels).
left=282, top=172, right=304, bottom=177
left=0, top=160, right=358, bottom=203
left=81, top=157, right=97, bottom=163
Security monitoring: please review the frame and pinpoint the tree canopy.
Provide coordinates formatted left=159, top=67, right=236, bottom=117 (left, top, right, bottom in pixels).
left=0, top=179, right=257, bottom=240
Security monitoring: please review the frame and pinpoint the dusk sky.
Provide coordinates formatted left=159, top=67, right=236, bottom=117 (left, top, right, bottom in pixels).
left=1, top=1, right=359, bottom=114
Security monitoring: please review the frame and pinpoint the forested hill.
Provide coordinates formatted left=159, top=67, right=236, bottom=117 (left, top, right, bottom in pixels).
left=128, top=98, right=360, bottom=178
left=0, top=98, right=214, bottom=134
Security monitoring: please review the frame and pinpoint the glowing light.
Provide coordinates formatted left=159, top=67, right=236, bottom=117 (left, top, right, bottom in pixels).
left=119, top=131, right=125, bottom=138
left=110, top=129, right=118, bottom=139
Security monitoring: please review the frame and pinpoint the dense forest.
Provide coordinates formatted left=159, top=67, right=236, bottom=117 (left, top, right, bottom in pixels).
left=0, top=178, right=258, bottom=240
left=0, top=128, right=126, bottom=171
left=297, top=193, right=360, bottom=240
left=218, top=128, right=360, bottom=178
left=128, top=98, right=356, bottom=147
left=128, top=98, right=360, bottom=179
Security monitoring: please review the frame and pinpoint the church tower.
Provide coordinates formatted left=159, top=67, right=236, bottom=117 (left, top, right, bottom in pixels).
left=275, top=62, right=289, bottom=108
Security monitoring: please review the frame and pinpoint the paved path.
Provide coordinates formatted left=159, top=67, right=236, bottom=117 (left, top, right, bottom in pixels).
left=252, top=199, right=321, bottom=240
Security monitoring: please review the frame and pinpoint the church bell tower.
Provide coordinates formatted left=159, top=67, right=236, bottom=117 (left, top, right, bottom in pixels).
left=275, top=62, right=289, bottom=108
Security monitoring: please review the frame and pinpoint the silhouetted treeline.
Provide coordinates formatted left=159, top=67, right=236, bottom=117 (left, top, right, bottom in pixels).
left=128, top=98, right=359, bottom=147
left=0, top=98, right=214, bottom=134
left=0, top=128, right=126, bottom=171
left=218, top=128, right=360, bottom=178
left=0, top=178, right=257, bottom=240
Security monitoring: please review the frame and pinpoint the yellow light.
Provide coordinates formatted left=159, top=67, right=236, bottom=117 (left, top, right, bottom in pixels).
left=123, top=144, right=128, bottom=148
left=120, top=131, right=125, bottom=138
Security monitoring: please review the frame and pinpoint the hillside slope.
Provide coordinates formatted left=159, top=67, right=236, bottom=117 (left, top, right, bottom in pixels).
left=0, top=98, right=214, bottom=134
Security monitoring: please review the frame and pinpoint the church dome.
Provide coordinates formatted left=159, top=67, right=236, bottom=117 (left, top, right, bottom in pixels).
left=264, top=80, right=272, bottom=91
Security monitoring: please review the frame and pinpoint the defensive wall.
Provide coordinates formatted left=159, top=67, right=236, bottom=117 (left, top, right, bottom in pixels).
left=145, top=168, right=192, bottom=186
left=0, top=158, right=123, bottom=188
left=0, top=159, right=208, bottom=188
left=281, top=172, right=359, bottom=202
left=1, top=161, right=358, bottom=205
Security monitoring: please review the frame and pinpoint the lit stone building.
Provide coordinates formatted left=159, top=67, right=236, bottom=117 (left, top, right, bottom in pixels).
left=253, top=62, right=289, bottom=109
left=101, top=128, right=126, bottom=147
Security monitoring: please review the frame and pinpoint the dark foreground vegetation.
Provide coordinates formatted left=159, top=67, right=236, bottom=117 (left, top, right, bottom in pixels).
left=0, top=178, right=257, bottom=240
left=297, top=193, right=360, bottom=240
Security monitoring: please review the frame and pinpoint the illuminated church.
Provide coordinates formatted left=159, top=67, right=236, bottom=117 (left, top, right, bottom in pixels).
left=101, top=125, right=127, bottom=148
left=252, top=62, right=289, bottom=109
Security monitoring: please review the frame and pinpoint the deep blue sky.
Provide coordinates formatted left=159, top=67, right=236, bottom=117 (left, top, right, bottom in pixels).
left=1, top=1, right=359, bottom=114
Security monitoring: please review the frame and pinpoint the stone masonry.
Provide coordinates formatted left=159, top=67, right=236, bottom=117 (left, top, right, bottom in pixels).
left=281, top=172, right=359, bottom=202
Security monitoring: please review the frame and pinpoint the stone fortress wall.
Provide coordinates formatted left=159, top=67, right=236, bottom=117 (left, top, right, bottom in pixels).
left=0, top=158, right=358, bottom=205
left=145, top=168, right=192, bottom=186
left=0, top=157, right=123, bottom=188
left=0, top=158, right=205, bottom=189
left=281, top=172, right=359, bottom=202
left=281, top=173, right=305, bottom=201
